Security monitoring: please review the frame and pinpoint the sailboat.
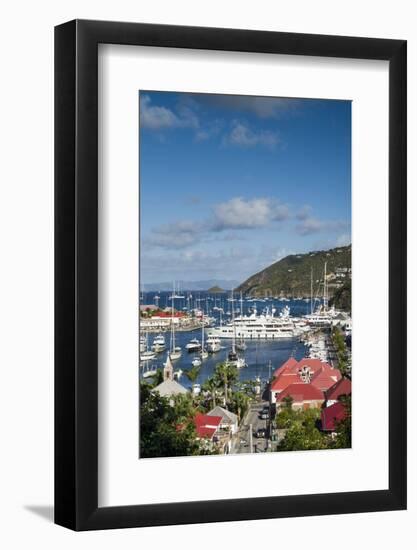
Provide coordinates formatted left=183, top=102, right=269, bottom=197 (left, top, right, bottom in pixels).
left=142, top=360, right=157, bottom=378
left=235, top=292, right=247, bottom=351
left=140, top=331, right=156, bottom=362
left=227, top=289, right=246, bottom=368
left=168, top=287, right=182, bottom=360
left=303, top=262, right=334, bottom=326
left=200, top=317, right=208, bottom=360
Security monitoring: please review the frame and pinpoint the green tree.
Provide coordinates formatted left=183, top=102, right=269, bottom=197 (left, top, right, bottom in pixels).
left=183, top=365, right=201, bottom=383
left=150, top=368, right=164, bottom=387
left=213, top=362, right=238, bottom=406
left=139, top=382, right=209, bottom=458
left=331, top=327, right=350, bottom=377
left=229, top=391, right=250, bottom=421
left=201, top=377, right=218, bottom=409
left=277, top=408, right=328, bottom=451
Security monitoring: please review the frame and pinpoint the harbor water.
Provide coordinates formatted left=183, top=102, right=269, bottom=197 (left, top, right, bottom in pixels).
left=140, top=292, right=315, bottom=388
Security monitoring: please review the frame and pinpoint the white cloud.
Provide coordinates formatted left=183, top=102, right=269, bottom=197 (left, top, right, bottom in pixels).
left=140, top=95, right=199, bottom=130
left=212, top=197, right=289, bottom=230
left=143, top=197, right=290, bottom=252
left=295, top=217, right=350, bottom=236
left=223, top=122, right=279, bottom=149
left=144, top=220, right=203, bottom=249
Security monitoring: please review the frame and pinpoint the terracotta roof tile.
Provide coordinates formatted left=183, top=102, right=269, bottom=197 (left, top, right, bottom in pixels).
left=321, top=402, right=347, bottom=431
left=278, top=383, right=324, bottom=402
left=325, top=378, right=352, bottom=401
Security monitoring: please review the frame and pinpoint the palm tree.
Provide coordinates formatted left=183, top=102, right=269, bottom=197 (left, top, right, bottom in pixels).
left=201, top=377, right=218, bottom=408
left=184, top=365, right=200, bottom=384
left=231, top=391, right=249, bottom=421
left=213, top=362, right=238, bottom=407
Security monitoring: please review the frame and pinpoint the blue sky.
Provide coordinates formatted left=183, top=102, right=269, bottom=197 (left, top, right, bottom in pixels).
left=140, top=91, right=351, bottom=285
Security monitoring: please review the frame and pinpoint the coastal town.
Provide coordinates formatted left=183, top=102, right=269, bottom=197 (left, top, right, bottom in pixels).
left=139, top=254, right=352, bottom=458
left=139, top=91, right=352, bottom=459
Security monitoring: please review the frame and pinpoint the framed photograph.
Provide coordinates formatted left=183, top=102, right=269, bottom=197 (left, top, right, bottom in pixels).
left=55, top=20, right=407, bottom=530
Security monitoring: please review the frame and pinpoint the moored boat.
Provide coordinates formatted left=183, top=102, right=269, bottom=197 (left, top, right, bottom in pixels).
left=186, top=338, right=201, bottom=352
left=152, top=334, right=166, bottom=352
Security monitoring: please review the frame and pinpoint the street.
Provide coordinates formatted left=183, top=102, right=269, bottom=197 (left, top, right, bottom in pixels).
left=233, top=399, right=270, bottom=454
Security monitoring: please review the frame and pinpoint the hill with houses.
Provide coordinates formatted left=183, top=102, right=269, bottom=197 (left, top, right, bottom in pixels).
left=236, top=245, right=351, bottom=299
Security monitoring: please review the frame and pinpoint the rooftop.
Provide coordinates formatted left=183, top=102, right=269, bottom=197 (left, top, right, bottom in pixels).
left=326, top=377, right=352, bottom=401
left=321, top=402, right=347, bottom=431
left=194, top=413, right=222, bottom=439
left=207, top=406, right=238, bottom=424
left=153, top=379, right=188, bottom=398
left=278, top=383, right=324, bottom=403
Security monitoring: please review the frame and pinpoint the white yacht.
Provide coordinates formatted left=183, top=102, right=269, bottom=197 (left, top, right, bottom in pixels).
left=208, top=306, right=297, bottom=340
left=186, top=338, right=201, bottom=352
left=140, top=332, right=156, bottom=361
left=227, top=349, right=246, bottom=369
left=206, top=334, right=221, bottom=353
left=151, top=334, right=166, bottom=352
left=192, top=357, right=202, bottom=367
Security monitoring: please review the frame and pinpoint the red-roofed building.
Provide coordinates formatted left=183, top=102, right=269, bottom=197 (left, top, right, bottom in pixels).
left=150, top=311, right=186, bottom=318
left=270, top=369, right=301, bottom=403
left=277, top=383, right=324, bottom=411
left=325, top=378, right=352, bottom=405
left=194, top=413, right=222, bottom=440
left=270, top=357, right=341, bottom=404
left=321, top=402, right=347, bottom=431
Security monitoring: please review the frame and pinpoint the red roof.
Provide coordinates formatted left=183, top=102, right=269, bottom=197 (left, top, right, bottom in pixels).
left=273, top=357, right=298, bottom=377
left=278, top=383, right=324, bottom=403
left=321, top=402, right=347, bottom=431
left=326, top=378, right=352, bottom=401
left=194, top=413, right=222, bottom=439
left=271, top=357, right=341, bottom=395
left=297, top=357, right=329, bottom=371
left=310, top=367, right=341, bottom=391
left=151, top=311, right=185, bottom=318
left=271, top=369, right=301, bottom=392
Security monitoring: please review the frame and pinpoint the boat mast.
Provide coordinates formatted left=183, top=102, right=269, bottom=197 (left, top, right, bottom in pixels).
left=201, top=314, right=205, bottom=349
left=171, top=282, right=175, bottom=353
left=231, top=288, right=236, bottom=354
left=310, top=267, right=313, bottom=315
left=323, top=261, right=328, bottom=311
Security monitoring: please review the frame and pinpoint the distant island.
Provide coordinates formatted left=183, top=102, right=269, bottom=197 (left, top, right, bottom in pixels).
left=236, top=245, right=351, bottom=301
left=207, top=285, right=225, bottom=293
left=141, top=279, right=239, bottom=292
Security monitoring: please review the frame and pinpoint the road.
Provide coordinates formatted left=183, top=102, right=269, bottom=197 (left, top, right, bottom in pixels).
left=233, top=399, right=270, bottom=454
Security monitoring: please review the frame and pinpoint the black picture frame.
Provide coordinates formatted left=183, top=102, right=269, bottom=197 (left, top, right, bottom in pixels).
left=55, top=19, right=407, bottom=531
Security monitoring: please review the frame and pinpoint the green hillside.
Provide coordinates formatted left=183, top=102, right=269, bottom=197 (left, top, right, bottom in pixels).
left=236, top=245, right=351, bottom=298
left=329, top=280, right=351, bottom=311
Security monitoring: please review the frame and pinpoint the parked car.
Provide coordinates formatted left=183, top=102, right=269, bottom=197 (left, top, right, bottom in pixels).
left=255, top=428, right=266, bottom=438
left=259, top=411, right=269, bottom=419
